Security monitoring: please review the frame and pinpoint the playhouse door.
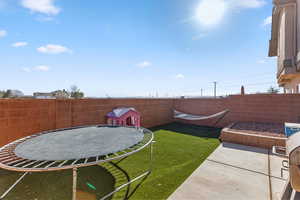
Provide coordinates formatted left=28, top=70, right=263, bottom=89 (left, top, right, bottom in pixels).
left=126, top=117, right=133, bottom=126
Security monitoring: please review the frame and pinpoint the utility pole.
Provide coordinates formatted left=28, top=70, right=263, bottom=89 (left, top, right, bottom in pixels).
left=201, top=88, right=203, bottom=97
left=213, top=81, right=217, bottom=98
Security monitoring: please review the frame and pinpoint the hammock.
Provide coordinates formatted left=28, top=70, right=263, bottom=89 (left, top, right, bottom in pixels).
left=174, top=109, right=229, bottom=121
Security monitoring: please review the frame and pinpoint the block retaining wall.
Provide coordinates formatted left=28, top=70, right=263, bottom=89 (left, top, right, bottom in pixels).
left=0, top=98, right=174, bottom=146
left=1, top=94, right=300, bottom=148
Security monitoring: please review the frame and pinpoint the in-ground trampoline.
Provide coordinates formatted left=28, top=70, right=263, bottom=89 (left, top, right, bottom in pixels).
left=0, top=125, right=154, bottom=200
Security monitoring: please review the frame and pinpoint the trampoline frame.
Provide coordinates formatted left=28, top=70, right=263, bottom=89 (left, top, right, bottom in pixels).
left=0, top=125, right=154, bottom=200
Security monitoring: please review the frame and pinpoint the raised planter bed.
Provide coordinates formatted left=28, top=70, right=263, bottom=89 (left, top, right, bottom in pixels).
left=220, top=122, right=286, bottom=149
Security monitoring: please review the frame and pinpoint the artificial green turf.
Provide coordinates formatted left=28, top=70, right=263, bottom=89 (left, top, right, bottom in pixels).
left=109, top=122, right=221, bottom=200
left=0, top=165, right=115, bottom=200
left=0, top=122, right=221, bottom=200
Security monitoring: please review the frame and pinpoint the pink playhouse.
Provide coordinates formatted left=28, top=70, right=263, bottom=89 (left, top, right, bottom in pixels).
left=106, top=107, right=141, bottom=127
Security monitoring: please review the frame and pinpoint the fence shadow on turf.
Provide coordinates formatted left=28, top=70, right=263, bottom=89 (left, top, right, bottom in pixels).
left=150, top=122, right=222, bottom=139
left=101, top=158, right=150, bottom=200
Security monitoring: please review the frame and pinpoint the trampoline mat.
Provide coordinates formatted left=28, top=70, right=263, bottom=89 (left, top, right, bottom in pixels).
left=14, top=126, right=144, bottom=161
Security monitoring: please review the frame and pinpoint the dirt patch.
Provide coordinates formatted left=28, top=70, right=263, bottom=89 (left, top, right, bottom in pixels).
left=231, top=122, right=285, bottom=138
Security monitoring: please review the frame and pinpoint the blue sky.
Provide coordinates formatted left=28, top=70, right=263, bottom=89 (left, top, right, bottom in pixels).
left=0, top=0, right=277, bottom=97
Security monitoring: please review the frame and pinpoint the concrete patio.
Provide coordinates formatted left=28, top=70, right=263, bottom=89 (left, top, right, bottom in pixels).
left=168, top=142, right=289, bottom=200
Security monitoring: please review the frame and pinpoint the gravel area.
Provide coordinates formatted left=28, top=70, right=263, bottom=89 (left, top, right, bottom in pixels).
left=230, top=122, right=285, bottom=138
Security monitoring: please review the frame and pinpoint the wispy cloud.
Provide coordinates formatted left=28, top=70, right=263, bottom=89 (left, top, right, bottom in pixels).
left=22, top=65, right=50, bottom=72
left=12, top=42, right=28, bottom=47
left=137, top=61, right=152, bottom=68
left=257, top=57, right=276, bottom=64
left=34, top=65, right=50, bottom=71
left=36, top=16, right=55, bottom=22
left=0, top=29, right=7, bottom=38
left=257, top=59, right=267, bottom=64
left=192, top=33, right=207, bottom=40
left=262, top=16, right=272, bottom=26
left=21, top=67, right=31, bottom=72
left=21, top=0, right=60, bottom=15
left=175, top=74, right=185, bottom=79
left=37, top=44, right=72, bottom=54
left=231, top=0, right=266, bottom=9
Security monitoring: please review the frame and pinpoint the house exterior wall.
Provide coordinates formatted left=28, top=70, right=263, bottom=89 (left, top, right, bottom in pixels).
left=297, top=0, right=300, bottom=67
left=270, top=0, right=300, bottom=92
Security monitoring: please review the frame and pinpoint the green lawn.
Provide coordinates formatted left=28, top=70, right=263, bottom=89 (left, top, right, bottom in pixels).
left=0, top=122, right=221, bottom=200
left=0, top=165, right=115, bottom=200
left=109, top=122, right=221, bottom=200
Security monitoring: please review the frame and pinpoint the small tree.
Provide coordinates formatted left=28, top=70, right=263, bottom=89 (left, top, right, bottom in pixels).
left=2, top=90, right=12, bottom=98
left=70, top=85, right=84, bottom=99
left=267, top=86, right=280, bottom=94
left=0, top=90, right=5, bottom=98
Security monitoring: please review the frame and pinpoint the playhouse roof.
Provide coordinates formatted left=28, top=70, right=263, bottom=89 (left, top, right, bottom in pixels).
left=107, top=107, right=137, bottom=118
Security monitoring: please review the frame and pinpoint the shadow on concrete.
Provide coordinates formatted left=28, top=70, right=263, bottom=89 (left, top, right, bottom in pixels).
left=222, top=142, right=269, bottom=155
